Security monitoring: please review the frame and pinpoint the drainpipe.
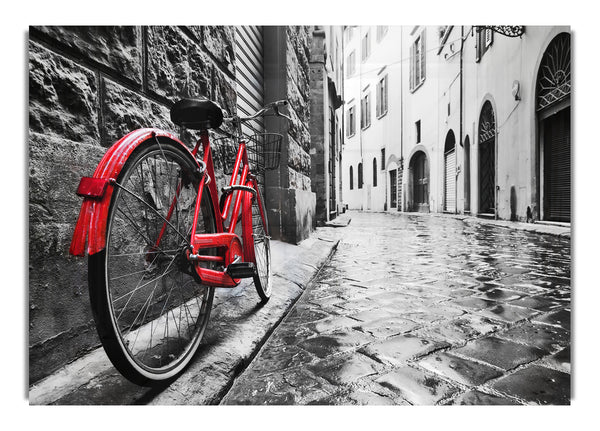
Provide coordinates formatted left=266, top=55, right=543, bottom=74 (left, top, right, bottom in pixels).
left=457, top=25, right=464, bottom=215
left=399, top=27, right=404, bottom=212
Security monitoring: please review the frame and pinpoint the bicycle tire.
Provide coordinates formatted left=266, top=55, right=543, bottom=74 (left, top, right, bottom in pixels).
left=88, top=138, right=217, bottom=386
left=242, top=181, right=272, bottom=302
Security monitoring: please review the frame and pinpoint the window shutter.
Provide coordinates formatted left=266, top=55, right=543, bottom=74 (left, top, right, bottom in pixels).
left=420, top=30, right=426, bottom=83
left=485, top=28, right=493, bottom=47
left=376, top=81, right=381, bottom=117
left=384, top=76, right=388, bottom=112
left=410, top=43, right=415, bottom=90
left=475, top=28, right=481, bottom=62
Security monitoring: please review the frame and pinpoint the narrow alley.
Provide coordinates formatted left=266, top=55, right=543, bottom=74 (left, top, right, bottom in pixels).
left=223, top=211, right=571, bottom=405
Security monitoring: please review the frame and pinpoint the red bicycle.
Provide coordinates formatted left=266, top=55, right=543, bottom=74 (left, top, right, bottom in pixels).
left=69, top=98, right=290, bottom=385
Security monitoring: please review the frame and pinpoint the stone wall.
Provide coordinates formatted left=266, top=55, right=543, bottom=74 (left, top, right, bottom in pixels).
left=29, top=25, right=313, bottom=384
left=263, top=26, right=316, bottom=244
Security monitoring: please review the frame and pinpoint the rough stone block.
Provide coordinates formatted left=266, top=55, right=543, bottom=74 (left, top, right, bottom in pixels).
left=475, top=303, right=540, bottom=323
left=308, top=352, right=379, bottom=385
left=360, top=334, right=450, bottom=367
left=201, top=26, right=235, bottom=70
left=532, top=309, right=571, bottom=331
left=35, top=26, right=143, bottom=85
left=375, top=366, right=460, bottom=405
left=496, top=322, right=570, bottom=353
left=452, top=336, right=546, bottom=371
left=102, top=77, right=175, bottom=146
left=29, top=40, right=99, bottom=144
left=418, top=352, right=502, bottom=386
left=146, top=26, right=211, bottom=102
left=491, top=365, right=570, bottom=405
left=448, top=390, right=520, bottom=405
left=297, top=329, right=372, bottom=359
left=29, top=134, right=106, bottom=225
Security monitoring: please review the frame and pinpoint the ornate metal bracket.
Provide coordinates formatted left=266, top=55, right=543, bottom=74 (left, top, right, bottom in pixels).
left=483, top=26, right=525, bottom=38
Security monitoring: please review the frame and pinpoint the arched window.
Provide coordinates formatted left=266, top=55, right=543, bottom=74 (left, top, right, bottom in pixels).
left=349, top=166, right=354, bottom=190
left=372, top=158, right=378, bottom=187
left=358, top=163, right=363, bottom=189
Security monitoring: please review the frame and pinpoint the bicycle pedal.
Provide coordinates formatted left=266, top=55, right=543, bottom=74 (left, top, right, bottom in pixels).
left=226, top=262, right=256, bottom=278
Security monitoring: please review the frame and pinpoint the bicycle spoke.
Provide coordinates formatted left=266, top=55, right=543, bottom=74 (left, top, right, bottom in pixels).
left=112, top=180, right=190, bottom=247
left=96, top=142, right=216, bottom=382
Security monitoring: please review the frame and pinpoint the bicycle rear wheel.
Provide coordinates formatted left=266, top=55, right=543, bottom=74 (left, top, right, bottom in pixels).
left=89, top=138, right=217, bottom=385
left=242, top=181, right=272, bottom=302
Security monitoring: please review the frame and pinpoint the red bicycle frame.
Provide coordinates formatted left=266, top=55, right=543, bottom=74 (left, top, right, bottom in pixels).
left=184, top=130, right=260, bottom=288
left=70, top=128, right=265, bottom=289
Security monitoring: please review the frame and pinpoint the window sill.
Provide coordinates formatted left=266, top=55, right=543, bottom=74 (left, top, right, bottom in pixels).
left=376, top=110, right=388, bottom=120
left=410, top=79, right=425, bottom=93
left=361, top=123, right=371, bottom=131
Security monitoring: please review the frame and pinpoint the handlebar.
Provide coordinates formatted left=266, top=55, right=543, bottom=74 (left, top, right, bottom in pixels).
left=223, top=100, right=292, bottom=123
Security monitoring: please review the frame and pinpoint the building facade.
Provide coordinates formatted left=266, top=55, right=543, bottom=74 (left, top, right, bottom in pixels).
left=309, top=26, right=344, bottom=224
left=342, top=25, right=571, bottom=224
left=28, top=25, right=324, bottom=384
left=342, top=25, right=403, bottom=212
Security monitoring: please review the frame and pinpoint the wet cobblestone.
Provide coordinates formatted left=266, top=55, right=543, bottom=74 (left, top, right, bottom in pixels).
left=221, top=211, right=571, bottom=405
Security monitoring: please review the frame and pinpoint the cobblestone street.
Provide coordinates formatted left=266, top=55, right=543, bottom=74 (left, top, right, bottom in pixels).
left=222, top=211, right=571, bottom=405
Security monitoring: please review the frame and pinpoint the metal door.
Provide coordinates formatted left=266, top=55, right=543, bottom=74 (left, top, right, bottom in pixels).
left=444, top=148, right=456, bottom=212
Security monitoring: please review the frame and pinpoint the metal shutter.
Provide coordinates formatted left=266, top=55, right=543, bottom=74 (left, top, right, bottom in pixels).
left=444, top=149, right=456, bottom=212
left=544, top=108, right=571, bottom=222
left=235, top=26, right=265, bottom=136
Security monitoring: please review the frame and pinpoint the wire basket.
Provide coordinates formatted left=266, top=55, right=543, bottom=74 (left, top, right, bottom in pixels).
left=214, top=133, right=282, bottom=176
left=246, top=133, right=283, bottom=174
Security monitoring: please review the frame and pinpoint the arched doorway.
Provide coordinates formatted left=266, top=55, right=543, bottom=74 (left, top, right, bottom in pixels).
left=409, top=151, right=429, bottom=212
left=464, top=135, right=471, bottom=213
left=478, top=101, right=496, bottom=216
left=444, top=130, right=456, bottom=213
left=537, top=32, right=571, bottom=222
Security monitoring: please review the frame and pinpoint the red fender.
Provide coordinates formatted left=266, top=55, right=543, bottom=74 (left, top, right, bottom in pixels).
left=69, top=128, right=197, bottom=257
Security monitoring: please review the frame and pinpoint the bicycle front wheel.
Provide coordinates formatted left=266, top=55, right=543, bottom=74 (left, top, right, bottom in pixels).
left=89, top=138, right=217, bottom=386
left=242, top=182, right=272, bottom=302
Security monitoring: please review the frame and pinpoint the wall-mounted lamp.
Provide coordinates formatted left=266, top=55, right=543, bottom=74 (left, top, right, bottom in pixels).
left=512, top=80, right=521, bottom=101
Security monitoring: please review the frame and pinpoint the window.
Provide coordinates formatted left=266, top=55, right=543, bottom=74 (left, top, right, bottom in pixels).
left=349, top=166, right=354, bottom=190
left=381, top=148, right=386, bottom=170
left=476, top=27, right=493, bottom=62
left=346, top=51, right=356, bottom=77
left=410, top=30, right=426, bottom=91
left=345, top=26, right=354, bottom=43
left=358, top=163, right=363, bottom=189
left=373, top=158, right=378, bottom=187
left=415, top=120, right=421, bottom=143
left=438, top=26, right=449, bottom=42
left=346, top=105, right=356, bottom=137
left=361, top=93, right=371, bottom=129
left=377, top=26, right=388, bottom=42
left=376, top=75, right=388, bottom=117
left=361, top=31, right=371, bottom=61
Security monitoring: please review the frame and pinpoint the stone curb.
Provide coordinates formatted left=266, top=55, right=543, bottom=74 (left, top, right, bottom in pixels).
left=28, top=218, right=349, bottom=405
